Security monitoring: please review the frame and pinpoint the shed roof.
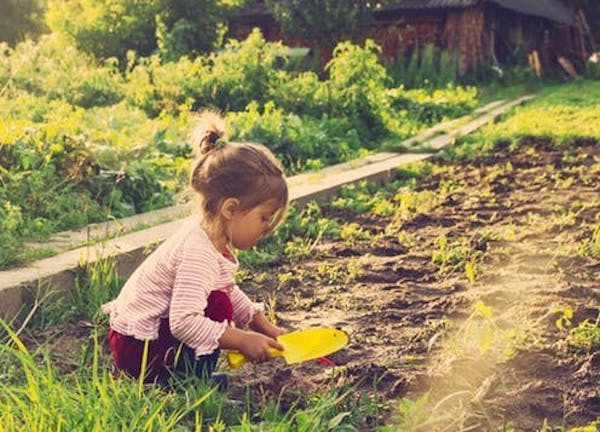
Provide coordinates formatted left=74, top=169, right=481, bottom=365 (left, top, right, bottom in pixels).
left=378, top=0, right=575, bottom=25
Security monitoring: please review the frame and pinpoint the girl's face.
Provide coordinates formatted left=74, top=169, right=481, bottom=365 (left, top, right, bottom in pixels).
left=228, top=199, right=281, bottom=250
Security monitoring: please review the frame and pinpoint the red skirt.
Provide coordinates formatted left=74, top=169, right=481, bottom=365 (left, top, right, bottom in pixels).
left=107, top=290, right=233, bottom=384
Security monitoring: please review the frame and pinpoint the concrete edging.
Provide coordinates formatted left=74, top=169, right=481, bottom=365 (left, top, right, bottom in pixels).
left=0, top=95, right=534, bottom=321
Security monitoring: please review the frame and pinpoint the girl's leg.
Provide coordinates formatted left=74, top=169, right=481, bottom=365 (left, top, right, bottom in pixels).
left=172, top=290, right=233, bottom=386
left=108, top=290, right=233, bottom=385
left=107, top=318, right=178, bottom=384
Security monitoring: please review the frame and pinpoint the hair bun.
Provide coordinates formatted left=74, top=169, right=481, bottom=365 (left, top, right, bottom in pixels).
left=193, top=111, right=226, bottom=156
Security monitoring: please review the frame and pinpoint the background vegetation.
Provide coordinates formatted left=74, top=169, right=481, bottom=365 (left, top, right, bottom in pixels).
left=0, top=24, right=478, bottom=269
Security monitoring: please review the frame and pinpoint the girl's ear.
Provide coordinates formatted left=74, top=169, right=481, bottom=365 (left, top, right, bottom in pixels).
left=220, top=198, right=240, bottom=220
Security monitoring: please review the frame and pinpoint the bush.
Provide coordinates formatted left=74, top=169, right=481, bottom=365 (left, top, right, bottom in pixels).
left=123, top=54, right=207, bottom=117
left=46, top=0, right=234, bottom=61
left=266, top=70, right=329, bottom=117
left=0, top=35, right=124, bottom=108
left=390, top=85, right=478, bottom=125
left=202, top=29, right=290, bottom=111
left=325, top=39, right=390, bottom=141
left=228, top=102, right=364, bottom=173
left=388, top=44, right=458, bottom=88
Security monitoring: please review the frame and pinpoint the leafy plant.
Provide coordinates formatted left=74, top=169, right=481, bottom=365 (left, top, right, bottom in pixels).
left=567, top=315, right=600, bottom=353
left=578, top=215, right=600, bottom=258
left=431, top=235, right=483, bottom=283
left=46, top=0, right=240, bottom=60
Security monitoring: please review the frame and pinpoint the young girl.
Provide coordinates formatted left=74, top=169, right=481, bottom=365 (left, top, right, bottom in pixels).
left=102, top=112, right=288, bottom=387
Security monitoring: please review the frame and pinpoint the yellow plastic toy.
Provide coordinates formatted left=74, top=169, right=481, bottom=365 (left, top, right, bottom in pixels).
left=227, top=327, right=348, bottom=369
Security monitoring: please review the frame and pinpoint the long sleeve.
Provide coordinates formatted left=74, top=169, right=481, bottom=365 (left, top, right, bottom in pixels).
left=169, top=243, right=228, bottom=356
left=231, top=284, right=262, bottom=328
left=101, top=217, right=240, bottom=357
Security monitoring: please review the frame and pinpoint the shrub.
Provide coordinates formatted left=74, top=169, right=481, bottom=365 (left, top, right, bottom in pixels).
left=266, top=70, right=329, bottom=117
left=202, top=29, right=289, bottom=111
left=228, top=101, right=364, bottom=173
left=325, top=39, right=390, bottom=141
left=0, top=35, right=124, bottom=108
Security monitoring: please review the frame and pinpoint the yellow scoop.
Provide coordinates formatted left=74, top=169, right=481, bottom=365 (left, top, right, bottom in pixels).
left=227, top=327, right=348, bottom=369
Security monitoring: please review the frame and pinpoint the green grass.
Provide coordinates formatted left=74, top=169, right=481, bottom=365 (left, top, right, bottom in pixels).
left=1, top=320, right=378, bottom=431
left=443, top=80, right=600, bottom=161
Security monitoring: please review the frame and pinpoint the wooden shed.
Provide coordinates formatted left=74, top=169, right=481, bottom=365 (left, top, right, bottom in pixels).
left=370, top=0, right=579, bottom=76
left=229, top=0, right=582, bottom=77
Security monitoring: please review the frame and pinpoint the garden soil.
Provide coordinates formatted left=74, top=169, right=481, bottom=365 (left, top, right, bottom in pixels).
left=22, top=142, right=600, bottom=431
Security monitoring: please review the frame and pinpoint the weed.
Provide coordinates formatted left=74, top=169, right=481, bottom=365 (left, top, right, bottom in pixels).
left=340, top=222, right=371, bottom=247
left=29, top=251, right=123, bottom=328
left=431, top=234, right=483, bottom=283
left=315, top=262, right=345, bottom=285
left=552, top=305, right=574, bottom=330
left=567, top=314, right=600, bottom=354
left=264, top=294, right=279, bottom=325
left=445, top=300, right=535, bottom=361
left=577, top=214, right=600, bottom=258
left=284, top=235, right=321, bottom=262
left=394, top=230, right=418, bottom=249
left=346, top=258, right=363, bottom=283
left=277, top=271, right=298, bottom=289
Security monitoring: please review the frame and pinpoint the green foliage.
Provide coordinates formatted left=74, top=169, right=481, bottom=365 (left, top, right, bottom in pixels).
left=0, top=35, right=124, bottom=109
left=0, top=323, right=229, bottom=430
left=388, top=44, right=458, bottom=89
left=567, top=316, right=600, bottom=353
left=326, top=39, right=389, bottom=141
left=329, top=176, right=438, bottom=219
left=389, top=85, right=478, bottom=126
left=405, top=47, right=420, bottom=88
left=438, top=50, right=458, bottom=87
left=331, top=182, right=391, bottom=215
left=123, top=53, right=206, bottom=116
left=46, top=0, right=239, bottom=60
left=266, top=70, right=329, bottom=116
left=0, top=0, right=46, bottom=45
left=1, top=32, right=479, bottom=268
left=445, top=81, right=600, bottom=161
left=578, top=215, right=600, bottom=258
left=0, top=319, right=377, bottom=430
left=228, top=101, right=364, bottom=173
left=46, top=0, right=163, bottom=59
left=339, top=222, right=371, bottom=246
left=419, top=43, right=437, bottom=87
left=203, top=28, right=289, bottom=111
left=267, top=0, right=373, bottom=45
left=238, top=201, right=341, bottom=267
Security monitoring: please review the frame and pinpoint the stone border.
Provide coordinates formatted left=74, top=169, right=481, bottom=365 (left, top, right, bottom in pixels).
left=0, top=96, right=533, bottom=321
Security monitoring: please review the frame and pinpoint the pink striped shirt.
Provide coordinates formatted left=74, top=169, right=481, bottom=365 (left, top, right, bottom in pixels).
left=101, top=217, right=261, bottom=357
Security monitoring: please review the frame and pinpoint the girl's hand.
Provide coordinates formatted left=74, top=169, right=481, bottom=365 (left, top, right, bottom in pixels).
left=250, top=311, right=288, bottom=340
left=269, top=325, right=287, bottom=339
left=240, top=331, right=284, bottom=363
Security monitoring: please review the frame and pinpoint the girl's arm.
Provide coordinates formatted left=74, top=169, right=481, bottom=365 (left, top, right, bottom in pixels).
left=219, top=325, right=283, bottom=362
left=249, top=311, right=286, bottom=339
left=229, top=285, right=286, bottom=338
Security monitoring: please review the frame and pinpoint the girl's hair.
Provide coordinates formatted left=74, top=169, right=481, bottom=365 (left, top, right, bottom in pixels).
left=190, top=111, right=288, bottom=235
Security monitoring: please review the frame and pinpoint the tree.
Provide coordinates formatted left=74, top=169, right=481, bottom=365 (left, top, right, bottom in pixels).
left=0, top=0, right=47, bottom=45
left=265, top=0, right=373, bottom=49
left=46, top=0, right=244, bottom=61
